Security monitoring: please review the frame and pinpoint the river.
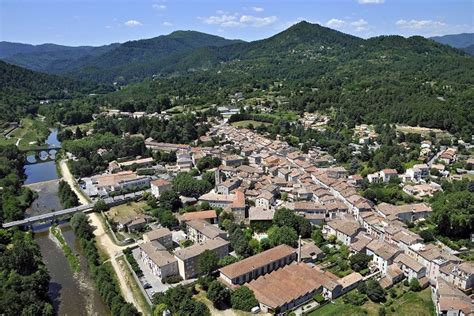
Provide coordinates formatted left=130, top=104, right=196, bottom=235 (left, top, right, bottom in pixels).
left=26, top=129, right=110, bottom=315
left=35, top=225, right=110, bottom=316
left=24, top=129, right=61, bottom=185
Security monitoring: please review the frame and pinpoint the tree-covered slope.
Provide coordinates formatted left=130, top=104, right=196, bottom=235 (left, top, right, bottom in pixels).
left=105, top=22, right=474, bottom=134
left=0, top=61, right=104, bottom=123
left=0, top=42, right=119, bottom=73
left=430, top=33, right=474, bottom=49
left=67, top=30, right=243, bottom=83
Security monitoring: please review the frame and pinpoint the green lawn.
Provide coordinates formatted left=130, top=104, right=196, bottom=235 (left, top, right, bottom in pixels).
left=0, top=117, right=49, bottom=150
left=386, top=288, right=435, bottom=316
left=308, top=288, right=435, bottom=316
left=308, top=299, right=373, bottom=316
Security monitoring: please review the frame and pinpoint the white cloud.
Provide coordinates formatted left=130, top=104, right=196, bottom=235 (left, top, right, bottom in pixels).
left=326, top=18, right=346, bottom=28
left=351, top=19, right=369, bottom=32
left=152, top=4, right=166, bottom=10
left=395, top=19, right=446, bottom=30
left=358, top=0, right=385, bottom=4
left=252, top=7, right=264, bottom=12
left=162, top=21, right=173, bottom=27
left=124, top=20, right=143, bottom=27
left=240, top=15, right=277, bottom=27
left=200, top=14, right=277, bottom=28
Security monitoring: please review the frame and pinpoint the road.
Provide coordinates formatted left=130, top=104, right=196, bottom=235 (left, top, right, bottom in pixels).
left=427, top=146, right=445, bottom=167
left=59, top=159, right=145, bottom=314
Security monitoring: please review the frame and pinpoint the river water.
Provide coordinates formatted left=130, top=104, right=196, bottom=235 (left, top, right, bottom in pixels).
left=26, top=129, right=109, bottom=315
left=35, top=226, right=110, bottom=316
left=24, top=129, right=61, bottom=184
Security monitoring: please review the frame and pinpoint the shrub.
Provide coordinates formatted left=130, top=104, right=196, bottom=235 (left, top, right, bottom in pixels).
left=343, top=291, right=367, bottom=306
left=162, top=275, right=183, bottom=284
left=313, top=294, right=326, bottom=304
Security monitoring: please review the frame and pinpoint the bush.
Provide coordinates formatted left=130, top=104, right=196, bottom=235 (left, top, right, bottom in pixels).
left=366, top=279, right=386, bottom=303
left=409, top=278, right=421, bottom=292
left=343, top=291, right=367, bottom=306
left=162, top=275, right=183, bottom=284
left=313, top=294, right=326, bottom=303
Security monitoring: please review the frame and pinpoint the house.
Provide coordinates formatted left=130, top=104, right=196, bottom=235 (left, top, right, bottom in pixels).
left=379, top=264, right=404, bottom=289
left=324, top=218, right=363, bottom=246
left=176, top=150, right=193, bottom=170
left=144, top=139, right=191, bottom=152
left=199, top=192, right=235, bottom=208
left=394, top=253, right=427, bottom=281
left=255, top=191, right=275, bottom=210
left=300, top=242, right=324, bottom=263
left=412, top=243, right=462, bottom=284
left=178, top=210, right=217, bottom=224
left=413, top=164, right=430, bottom=179
left=174, top=238, right=229, bottom=279
left=366, top=239, right=403, bottom=275
left=380, top=169, right=398, bottom=182
left=367, top=172, right=382, bottom=184
left=185, top=219, right=227, bottom=244
left=228, top=190, right=246, bottom=222
left=222, top=155, right=244, bottom=167
left=86, top=171, right=150, bottom=196
left=246, top=263, right=324, bottom=314
left=216, top=178, right=241, bottom=195
left=439, top=262, right=474, bottom=292
left=219, top=244, right=296, bottom=287
left=143, top=228, right=173, bottom=249
left=376, top=202, right=433, bottom=222
left=139, top=241, right=178, bottom=278
left=248, top=207, right=275, bottom=226
left=117, top=214, right=152, bottom=232
left=439, top=148, right=457, bottom=164
left=433, top=280, right=472, bottom=316
left=150, top=179, right=172, bottom=198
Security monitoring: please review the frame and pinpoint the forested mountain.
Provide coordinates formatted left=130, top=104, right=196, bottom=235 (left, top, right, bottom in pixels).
left=430, top=33, right=474, bottom=48
left=0, top=41, right=119, bottom=73
left=64, top=31, right=243, bottom=83
left=0, top=61, right=105, bottom=123
left=461, top=44, right=474, bottom=56
left=104, top=22, right=474, bottom=135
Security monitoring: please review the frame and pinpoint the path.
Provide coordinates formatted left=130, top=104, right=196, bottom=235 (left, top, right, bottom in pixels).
left=59, top=159, right=145, bottom=314
left=15, top=137, right=21, bottom=146
left=59, top=159, right=90, bottom=205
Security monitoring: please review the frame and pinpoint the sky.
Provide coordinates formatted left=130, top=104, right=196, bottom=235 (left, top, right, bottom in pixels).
left=1, top=0, right=473, bottom=46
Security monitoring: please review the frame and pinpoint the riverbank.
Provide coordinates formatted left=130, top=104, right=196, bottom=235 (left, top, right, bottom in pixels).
left=58, top=158, right=145, bottom=314
left=49, top=225, right=81, bottom=273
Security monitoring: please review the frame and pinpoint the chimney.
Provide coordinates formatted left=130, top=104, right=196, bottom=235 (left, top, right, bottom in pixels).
left=297, top=235, right=302, bottom=263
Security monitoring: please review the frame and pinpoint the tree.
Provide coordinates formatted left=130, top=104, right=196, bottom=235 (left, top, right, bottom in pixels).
left=207, top=280, right=230, bottom=307
left=268, top=226, right=298, bottom=247
left=178, top=299, right=210, bottom=316
left=409, top=278, right=421, bottom=292
left=349, top=253, right=372, bottom=272
left=231, top=286, right=259, bottom=312
left=419, top=229, right=435, bottom=242
left=153, top=303, right=168, bottom=316
left=366, top=279, right=386, bottom=302
left=93, top=199, right=109, bottom=212
left=159, top=190, right=182, bottom=211
left=198, top=250, right=219, bottom=276
left=311, top=228, right=324, bottom=246
left=218, top=255, right=239, bottom=267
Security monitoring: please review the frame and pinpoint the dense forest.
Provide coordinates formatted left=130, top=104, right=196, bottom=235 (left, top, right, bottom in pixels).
left=0, top=145, right=53, bottom=315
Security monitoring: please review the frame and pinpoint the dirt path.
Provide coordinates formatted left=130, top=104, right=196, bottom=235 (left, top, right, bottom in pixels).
left=88, top=213, right=145, bottom=314
left=59, top=159, right=145, bottom=314
left=59, top=159, right=90, bottom=205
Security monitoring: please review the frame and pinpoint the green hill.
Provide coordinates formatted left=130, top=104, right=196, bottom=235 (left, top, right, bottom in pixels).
left=104, top=21, right=473, bottom=134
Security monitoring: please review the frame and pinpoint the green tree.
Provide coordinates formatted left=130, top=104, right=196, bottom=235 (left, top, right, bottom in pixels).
left=349, top=253, right=372, bottom=271
left=207, top=280, right=230, bottom=307
left=230, top=286, right=259, bottom=312
left=366, top=279, right=386, bottom=302
left=153, top=303, right=168, bottom=316
left=268, top=226, right=298, bottom=247
left=198, top=250, right=219, bottom=276
left=93, top=199, right=109, bottom=212
left=409, top=278, right=421, bottom=292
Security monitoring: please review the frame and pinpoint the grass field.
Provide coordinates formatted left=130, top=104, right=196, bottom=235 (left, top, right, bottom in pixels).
left=0, top=117, right=49, bottom=150
left=308, top=288, right=435, bottom=316
left=231, top=120, right=272, bottom=128
left=396, top=125, right=451, bottom=138
left=106, top=201, right=147, bottom=225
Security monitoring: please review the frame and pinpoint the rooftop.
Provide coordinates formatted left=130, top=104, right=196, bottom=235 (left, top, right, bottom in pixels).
left=143, top=228, right=171, bottom=242
left=219, top=244, right=295, bottom=279
left=174, top=237, right=229, bottom=261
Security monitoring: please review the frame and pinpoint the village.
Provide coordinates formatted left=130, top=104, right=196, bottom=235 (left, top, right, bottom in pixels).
left=66, top=111, right=474, bottom=316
